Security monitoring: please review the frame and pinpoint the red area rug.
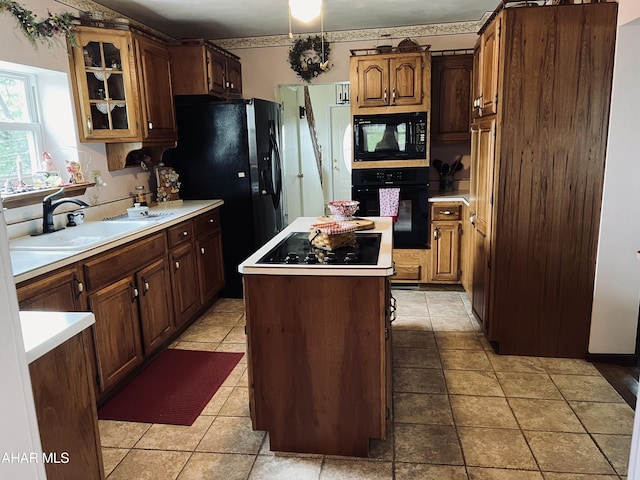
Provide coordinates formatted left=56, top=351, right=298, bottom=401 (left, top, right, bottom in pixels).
left=98, top=349, right=244, bottom=426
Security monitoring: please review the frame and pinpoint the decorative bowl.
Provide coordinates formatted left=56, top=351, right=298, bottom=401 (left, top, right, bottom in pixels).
left=327, top=200, right=360, bottom=220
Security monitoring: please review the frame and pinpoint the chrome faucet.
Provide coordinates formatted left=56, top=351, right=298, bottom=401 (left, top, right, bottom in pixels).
left=41, top=188, right=89, bottom=234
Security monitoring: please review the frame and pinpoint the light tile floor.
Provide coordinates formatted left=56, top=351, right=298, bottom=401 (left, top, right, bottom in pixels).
left=100, top=288, right=634, bottom=479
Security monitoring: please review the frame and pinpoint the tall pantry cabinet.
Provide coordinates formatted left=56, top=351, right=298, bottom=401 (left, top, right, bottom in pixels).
left=470, top=2, right=617, bottom=358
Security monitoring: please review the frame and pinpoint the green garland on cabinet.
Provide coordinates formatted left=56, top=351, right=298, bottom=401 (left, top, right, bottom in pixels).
left=0, top=0, right=76, bottom=46
left=288, top=35, right=331, bottom=83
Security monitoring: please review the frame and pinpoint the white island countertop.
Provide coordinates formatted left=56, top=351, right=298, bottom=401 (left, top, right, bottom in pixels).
left=21, top=311, right=95, bottom=364
left=238, top=216, right=394, bottom=277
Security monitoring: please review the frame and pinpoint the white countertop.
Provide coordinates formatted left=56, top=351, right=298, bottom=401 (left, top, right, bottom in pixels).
left=10, top=200, right=223, bottom=283
left=429, top=190, right=470, bottom=206
left=21, top=311, right=95, bottom=364
left=238, top=216, right=394, bottom=277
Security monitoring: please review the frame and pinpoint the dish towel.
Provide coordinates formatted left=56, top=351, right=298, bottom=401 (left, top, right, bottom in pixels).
left=379, top=188, right=400, bottom=222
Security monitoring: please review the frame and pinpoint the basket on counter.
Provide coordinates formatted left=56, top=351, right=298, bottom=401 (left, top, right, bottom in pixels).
left=309, top=221, right=358, bottom=251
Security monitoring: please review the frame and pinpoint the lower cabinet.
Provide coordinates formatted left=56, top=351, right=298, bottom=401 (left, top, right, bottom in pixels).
left=430, top=203, right=462, bottom=283
left=196, top=231, right=225, bottom=304
left=88, top=276, right=144, bottom=392
left=17, top=265, right=85, bottom=311
left=392, top=248, right=430, bottom=283
left=169, top=240, right=201, bottom=328
left=17, top=207, right=225, bottom=400
left=244, top=274, right=390, bottom=457
left=29, top=332, right=104, bottom=480
left=136, top=258, right=175, bottom=354
left=83, top=232, right=170, bottom=393
left=194, top=208, right=225, bottom=304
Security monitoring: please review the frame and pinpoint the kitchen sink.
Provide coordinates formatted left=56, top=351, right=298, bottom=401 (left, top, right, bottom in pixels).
left=9, top=221, right=152, bottom=251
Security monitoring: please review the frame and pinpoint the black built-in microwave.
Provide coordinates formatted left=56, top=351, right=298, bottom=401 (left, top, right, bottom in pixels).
left=353, top=111, right=427, bottom=161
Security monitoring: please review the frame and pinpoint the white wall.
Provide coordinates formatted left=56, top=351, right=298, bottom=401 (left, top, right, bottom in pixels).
left=233, top=33, right=477, bottom=101
left=0, top=0, right=155, bottom=239
left=589, top=0, right=640, bottom=355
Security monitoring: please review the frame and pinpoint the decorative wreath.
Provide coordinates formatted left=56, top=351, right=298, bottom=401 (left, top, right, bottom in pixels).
left=0, top=0, right=76, bottom=46
left=288, top=35, right=331, bottom=83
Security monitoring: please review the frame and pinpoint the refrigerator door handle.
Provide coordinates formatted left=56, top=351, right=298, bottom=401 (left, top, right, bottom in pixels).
left=270, top=126, right=283, bottom=209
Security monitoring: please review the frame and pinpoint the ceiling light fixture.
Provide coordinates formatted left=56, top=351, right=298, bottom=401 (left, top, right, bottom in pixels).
left=289, top=0, right=322, bottom=23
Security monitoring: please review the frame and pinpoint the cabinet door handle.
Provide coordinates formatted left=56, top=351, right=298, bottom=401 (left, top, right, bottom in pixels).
left=86, top=115, right=93, bottom=134
left=383, top=88, right=387, bottom=103
left=434, top=227, right=439, bottom=240
left=200, top=247, right=205, bottom=255
left=142, top=277, right=150, bottom=293
left=73, top=274, right=83, bottom=297
left=392, top=88, right=396, bottom=103
left=208, top=218, right=214, bottom=224
left=174, top=260, right=180, bottom=270
left=182, top=231, right=189, bottom=237
left=131, top=283, right=139, bottom=302
left=148, top=121, right=153, bottom=131
left=389, top=295, right=397, bottom=323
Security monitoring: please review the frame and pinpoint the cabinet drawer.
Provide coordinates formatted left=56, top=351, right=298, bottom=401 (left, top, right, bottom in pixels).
left=167, top=220, right=194, bottom=248
left=194, top=209, right=221, bottom=237
left=432, top=204, right=461, bottom=221
left=393, top=264, right=422, bottom=280
left=83, top=233, right=166, bottom=291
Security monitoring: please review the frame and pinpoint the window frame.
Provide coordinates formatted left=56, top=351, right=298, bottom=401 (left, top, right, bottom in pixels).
left=0, top=69, right=45, bottom=185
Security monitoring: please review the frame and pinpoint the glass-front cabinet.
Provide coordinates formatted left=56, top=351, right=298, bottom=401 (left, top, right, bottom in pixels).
left=69, top=27, right=140, bottom=142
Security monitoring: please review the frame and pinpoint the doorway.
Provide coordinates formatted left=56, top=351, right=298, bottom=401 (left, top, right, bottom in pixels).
left=277, top=83, right=351, bottom=223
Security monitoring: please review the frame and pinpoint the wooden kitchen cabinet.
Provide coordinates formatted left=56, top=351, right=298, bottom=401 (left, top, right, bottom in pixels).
left=169, top=42, right=242, bottom=97
left=30, top=332, right=104, bottom=480
left=194, top=209, right=225, bottom=304
left=88, top=275, right=144, bottom=392
left=461, top=203, right=473, bottom=296
left=245, top=274, right=391, bottom=457
left=472, top=14, right=501, bottom=117
left=469, top=117, right=495, bottom=334
left=83, top=232, right=169, bottom=392
left=136, top=257, right=175, bottom=354
left=17, top=265, right=85, bottom=311
left=431, top=54, right=473, bottom=143
left=68, top=25, right=176, bottom=146
left=350, top=52, right=430, bottom=113
left=134, top=34, right=177, bottom=143
left=391, top=248, right=430, bottom=283
left=168, top=220, right=202, bottom=327
left=430, top=203, right=462, bottom=283
left=471, top=2, right=617, bottom=357
left=68, top=27, right=140, bottom=142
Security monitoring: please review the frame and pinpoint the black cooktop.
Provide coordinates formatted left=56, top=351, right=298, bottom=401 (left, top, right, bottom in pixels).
left=257, top=232, right=382, bottom=265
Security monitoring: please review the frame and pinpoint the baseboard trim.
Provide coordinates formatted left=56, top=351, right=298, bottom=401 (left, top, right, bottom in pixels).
left=586, top=352, right=638, bottom=367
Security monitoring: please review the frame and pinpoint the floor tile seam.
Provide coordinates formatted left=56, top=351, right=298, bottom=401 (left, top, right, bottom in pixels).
left=565, top=397, right=634, bottom=437
left=103, top=446, right=131, bottom=479
left=548, top=370, right=626, bottom=406
left=520, top=427, right=621, bottom=477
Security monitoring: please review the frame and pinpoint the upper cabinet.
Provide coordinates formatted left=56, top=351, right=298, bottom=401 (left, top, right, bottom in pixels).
left=350, top=51, right=431, bottom=114
left=168, top=42, right=242, bottom=98
left=472, top=15, right=502, bottom=118
left=430, top=53, right=473, bottom=143
left=68, top=26, right=176, bottom=145
left=134, top=35, right=177, bottom=143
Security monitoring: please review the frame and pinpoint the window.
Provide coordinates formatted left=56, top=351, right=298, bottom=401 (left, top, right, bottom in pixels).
left=0, top=71, right=44, bottom=186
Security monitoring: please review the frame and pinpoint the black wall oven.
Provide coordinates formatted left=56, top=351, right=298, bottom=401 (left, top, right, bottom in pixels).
left=352, top=167, right=430, bottom=248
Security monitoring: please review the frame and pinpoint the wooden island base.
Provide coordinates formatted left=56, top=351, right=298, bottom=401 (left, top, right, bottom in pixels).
left=243, top=274, right=392, bottom=457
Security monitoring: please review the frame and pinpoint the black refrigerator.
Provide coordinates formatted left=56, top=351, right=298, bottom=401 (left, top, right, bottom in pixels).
left=163, top=98, right=284, bottom=298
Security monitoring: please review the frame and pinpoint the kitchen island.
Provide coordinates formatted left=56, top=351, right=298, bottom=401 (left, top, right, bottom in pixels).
left=239, top=217, right=394, bottom=457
